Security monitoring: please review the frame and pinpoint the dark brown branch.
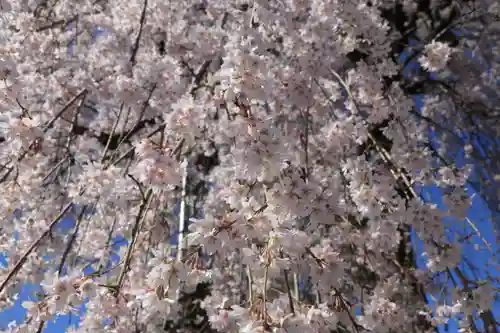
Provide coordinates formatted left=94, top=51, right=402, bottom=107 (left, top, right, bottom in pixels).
left=57, top=205, right=87, bottom=276
left=130, top=0, right=148, bottom=66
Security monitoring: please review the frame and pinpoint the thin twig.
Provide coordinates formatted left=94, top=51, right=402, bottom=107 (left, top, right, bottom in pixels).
left=0, top=200, right=76, bottom=293
left=115, top=188, right=153, bottom=294
left=127, top=174, right=147, bottom=201
left=104, top=121, right=167, bottom=169
left=101, top=103, right=125, bottom=163
left=57, top=205, right=87, bottom=276
left=130, top=0, right=148, bottom=66
left=280, top=250, right=295, bottom=315
left=0, top=90, right=87, bottom=183
left=35, top=320, right=45, bottom=333
left=110, top=83, right=157, bottom=158
left=42, top=156, right=68, bottom=183
left=43, top=90, right=87, bottom=133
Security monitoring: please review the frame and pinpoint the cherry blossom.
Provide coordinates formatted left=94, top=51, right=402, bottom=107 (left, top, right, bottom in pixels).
left=0, top=1, right=497, bottom=333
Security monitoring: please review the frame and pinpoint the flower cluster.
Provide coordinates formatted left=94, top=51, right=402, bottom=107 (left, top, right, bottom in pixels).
left=419, top=41, right=455, bottom=72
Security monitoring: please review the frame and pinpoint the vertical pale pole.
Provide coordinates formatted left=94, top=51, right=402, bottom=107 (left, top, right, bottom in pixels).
left=175, top=158, right=189, bottom=307
left=177, top=158, right=189, bottom=263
